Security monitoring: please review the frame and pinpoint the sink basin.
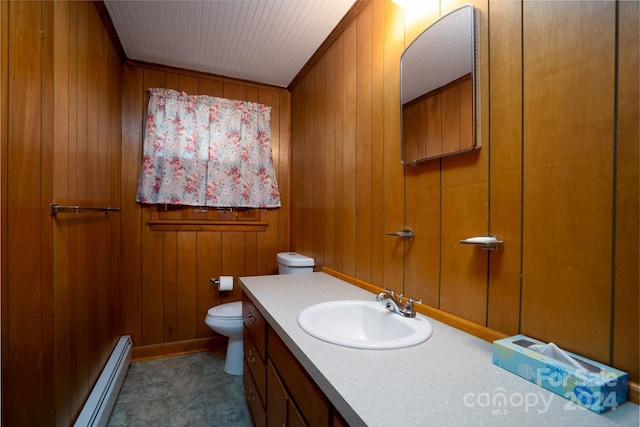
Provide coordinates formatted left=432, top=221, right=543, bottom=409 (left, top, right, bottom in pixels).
left=297, top=300, right=432, bottom=349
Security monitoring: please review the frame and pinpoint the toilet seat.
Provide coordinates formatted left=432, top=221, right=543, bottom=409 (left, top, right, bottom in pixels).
left=207, top=301, right=242, bottom=319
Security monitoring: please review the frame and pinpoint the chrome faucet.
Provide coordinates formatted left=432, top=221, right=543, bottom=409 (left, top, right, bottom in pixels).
left=376, top=289, right=422, bottom=318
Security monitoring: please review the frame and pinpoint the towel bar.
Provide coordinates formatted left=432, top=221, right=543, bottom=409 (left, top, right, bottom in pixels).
left=49, top=203, right=121, bottom=216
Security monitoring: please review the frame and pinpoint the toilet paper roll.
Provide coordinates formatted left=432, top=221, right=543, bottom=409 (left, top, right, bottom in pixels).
left=218, top=276, right=233, bottom=291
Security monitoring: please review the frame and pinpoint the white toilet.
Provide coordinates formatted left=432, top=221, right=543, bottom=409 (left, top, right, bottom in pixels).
left=204, top=252, right=314, bottom=375
left=276, top=252, right=315, bottom=274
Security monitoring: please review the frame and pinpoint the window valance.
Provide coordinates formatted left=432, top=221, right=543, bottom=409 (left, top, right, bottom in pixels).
left=136, top=88, right=281, bottom=208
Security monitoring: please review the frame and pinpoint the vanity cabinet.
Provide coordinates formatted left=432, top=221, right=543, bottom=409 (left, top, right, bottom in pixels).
left=242, top=292, right=347, bottom=427
left=242, top=294, right=267, bottom=427
left=267, top=360, right=306, bottom=427
left=267, top=327, right=332, bottom=426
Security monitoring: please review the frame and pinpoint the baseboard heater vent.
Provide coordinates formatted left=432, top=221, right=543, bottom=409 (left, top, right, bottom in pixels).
left=74, top=335, right=132, bottom=427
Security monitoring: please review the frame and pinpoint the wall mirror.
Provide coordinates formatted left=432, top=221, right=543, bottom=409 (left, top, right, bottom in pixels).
left=400, top=4, right=479, bottom=165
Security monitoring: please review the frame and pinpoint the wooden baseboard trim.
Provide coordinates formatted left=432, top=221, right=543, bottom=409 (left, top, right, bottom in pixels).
left=629, top=382, right=639, bottom=406
left=132, top=336, right=227, bottom=362
left=321, top=266, right=640, bottom=405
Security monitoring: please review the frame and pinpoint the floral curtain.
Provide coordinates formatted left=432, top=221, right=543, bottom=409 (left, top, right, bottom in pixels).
left=136, top=88, right=281, bottom=208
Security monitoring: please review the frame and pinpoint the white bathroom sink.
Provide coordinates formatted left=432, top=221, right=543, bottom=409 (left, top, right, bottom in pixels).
left=297, top=300, right=433, bottom=349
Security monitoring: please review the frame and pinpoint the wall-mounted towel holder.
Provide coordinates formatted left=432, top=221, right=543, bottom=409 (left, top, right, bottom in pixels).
left=460, top=236, right=503, bottom=250
left=50, top=203, right=121, bottom=216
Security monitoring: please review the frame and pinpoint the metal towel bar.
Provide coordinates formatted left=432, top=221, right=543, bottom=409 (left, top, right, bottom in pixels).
left=49, top=203, right=121, bottom=216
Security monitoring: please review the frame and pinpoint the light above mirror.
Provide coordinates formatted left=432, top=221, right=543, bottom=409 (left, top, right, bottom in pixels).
left=400, top=5, right=479, bottom=164
left=392, top=0, right=433, bottom=10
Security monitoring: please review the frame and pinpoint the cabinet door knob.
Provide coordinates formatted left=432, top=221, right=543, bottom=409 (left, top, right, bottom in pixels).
left=247, top=311, right=256, bottom=323
left=248, top=349, right=256, bottom=363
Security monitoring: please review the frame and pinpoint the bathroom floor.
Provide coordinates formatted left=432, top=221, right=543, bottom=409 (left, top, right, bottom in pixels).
left=107, top=349, right=253, bottom=427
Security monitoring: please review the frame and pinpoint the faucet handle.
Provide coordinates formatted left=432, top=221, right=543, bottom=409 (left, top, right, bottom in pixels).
left=402, top=297, right=423, bottom=318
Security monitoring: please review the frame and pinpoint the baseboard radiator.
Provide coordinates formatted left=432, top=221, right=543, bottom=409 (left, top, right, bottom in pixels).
left=74, top=335, right=132, bottom=427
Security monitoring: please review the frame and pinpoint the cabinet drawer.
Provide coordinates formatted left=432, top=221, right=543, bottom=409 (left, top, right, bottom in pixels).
left=243, top=360, right=267, bottom=427
left=243, top=293, right=267, bottom=359
left=268, top=327, right=331, bottom=426
left=244, top=326, right=266, bottom=405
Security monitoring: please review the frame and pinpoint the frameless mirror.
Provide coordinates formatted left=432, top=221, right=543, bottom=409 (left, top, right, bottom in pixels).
left=400, top=5, right=478, bottom=164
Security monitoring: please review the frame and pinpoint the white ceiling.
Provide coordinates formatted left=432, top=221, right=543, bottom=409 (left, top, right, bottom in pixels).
left=104, top=0, right=357, bottom=88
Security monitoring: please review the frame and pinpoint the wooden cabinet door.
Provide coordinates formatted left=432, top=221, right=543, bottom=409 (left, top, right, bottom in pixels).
left=287, top=400, right=306, bottom=427
left=267, top=360, right=288, bottom=427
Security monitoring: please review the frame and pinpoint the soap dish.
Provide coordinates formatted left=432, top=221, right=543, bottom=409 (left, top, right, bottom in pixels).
left=460, top=236, right=503, bottom=250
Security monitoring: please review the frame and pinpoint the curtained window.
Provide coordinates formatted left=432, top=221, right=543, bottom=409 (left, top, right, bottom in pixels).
left=136, top=88, right=281, bottom=208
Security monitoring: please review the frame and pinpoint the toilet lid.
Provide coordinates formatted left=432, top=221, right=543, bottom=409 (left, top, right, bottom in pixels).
left=207, top=301, right=242, bottom=319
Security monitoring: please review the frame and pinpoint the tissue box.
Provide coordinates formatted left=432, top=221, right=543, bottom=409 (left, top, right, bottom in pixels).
left=492, top=334, right=628, bottom=413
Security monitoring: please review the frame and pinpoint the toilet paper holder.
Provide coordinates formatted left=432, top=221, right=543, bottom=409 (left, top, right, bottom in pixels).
left=210, top=276, right=234, bottom=291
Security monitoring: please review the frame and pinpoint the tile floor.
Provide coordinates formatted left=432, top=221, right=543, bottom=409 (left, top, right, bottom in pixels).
left=107, top=349, right=253, bottom=427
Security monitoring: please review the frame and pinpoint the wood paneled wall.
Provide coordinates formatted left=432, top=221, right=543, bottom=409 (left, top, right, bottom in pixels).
left=290, top=0, right=639, bottom=384
left=1, top=1, right=123, bottom=425
left=403, top=75, right=474, bottom=161
left=121, top=63, right=291, bottom=352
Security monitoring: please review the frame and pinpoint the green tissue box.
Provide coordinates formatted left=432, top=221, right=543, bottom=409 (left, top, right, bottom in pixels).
left=492, top=334, right=628, bottom=413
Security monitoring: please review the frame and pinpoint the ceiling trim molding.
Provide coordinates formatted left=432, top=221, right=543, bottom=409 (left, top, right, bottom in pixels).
left=287, top=0, right=371, bottom=91
left=125, top=59, right=290, bottom=94
left=93, top=1, right=127, bottom=63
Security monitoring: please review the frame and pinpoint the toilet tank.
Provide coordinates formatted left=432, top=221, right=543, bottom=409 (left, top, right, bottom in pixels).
left=277, top=252, right=315, bottom=274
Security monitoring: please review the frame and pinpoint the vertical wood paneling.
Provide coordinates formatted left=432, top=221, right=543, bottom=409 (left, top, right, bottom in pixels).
left=613, top=0, right=639, bottom=382
left=3, top=1, right=123, bottom=423
left=324, top=45, right=336, bottom=270
left=86, top=6, right=102, bottom=380
left=404, top=161, right=441, bottom=307
left=289, top=0, right=637, bottom=383
left=6, top=2, right=45, bottom=424
left=221, top=231, right=245, bottom=301
left=96, top=8, right=110, bottom=369
left=121, top=64, right=144, bottom=344
left=313, top=57, right=326, bottom=268
left=277, top=90, right=291, bottom=254
left=355, top=5, right=372, bottom=282
left=425, top=96, right=441, bottom=158
left=66, top=8, right=81, bottom=413
left=52, top=2, right=72, bottom=423
left=381, top=1, right=405, bottom=290
left=370, top=0, right=385, bottom=285
left=196, top=232, right=221, bottom=338
left=487, top=0, right=522, bottom=335
left=441, top=86, right=461, bottom=153
left=41, top=0, right=56, bottom=422
left=176, top=231, right=197, bottom=340
left=333, top=35, right=345, bottom=273
left=121, top=64, right=291, bottom=350
left=74, top=0, right=91, bottom=402
left=521, top=1, right=615, bottom=362
left=438, top=0, right=489, bottom=326
left=342, top=21, right=357, bottom=277
left=302, top=73, right=315, bottom=256
left=403, top=6, right=441, bottom=307
left=163, top=232, right=178, bottom=341
left=0, top=0, right=6, bottom=318
left=107, top=28, right=122, bottom=357
left=290, top=85, right=304, bottom=252
left=0, top=0, right=7, bottom=419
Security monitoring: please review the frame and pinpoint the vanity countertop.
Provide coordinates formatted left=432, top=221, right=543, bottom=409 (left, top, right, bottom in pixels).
left=239, top=272, right=639, bottom=427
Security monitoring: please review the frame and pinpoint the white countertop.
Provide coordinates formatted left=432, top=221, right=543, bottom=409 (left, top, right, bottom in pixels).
left=240, top=272, right=639, bottom=427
